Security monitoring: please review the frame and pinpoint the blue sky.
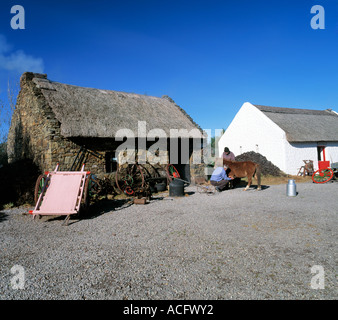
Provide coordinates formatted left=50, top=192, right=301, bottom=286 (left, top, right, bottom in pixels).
left=0, top=0, right=338, bottom=138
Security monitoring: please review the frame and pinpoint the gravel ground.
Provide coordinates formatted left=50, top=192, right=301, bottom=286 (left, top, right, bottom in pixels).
left=0, top=181, right=337, bottom=300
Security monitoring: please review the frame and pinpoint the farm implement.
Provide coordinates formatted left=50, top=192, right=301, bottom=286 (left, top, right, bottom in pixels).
left=29, top=163, right=91, bottom=226
left=312, top=160, right=338, bottom=184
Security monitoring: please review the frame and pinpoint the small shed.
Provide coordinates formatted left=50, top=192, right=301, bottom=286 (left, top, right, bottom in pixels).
left=218, top=102, right=338, bottom=175
left=7, top=72, right=205, bottom=182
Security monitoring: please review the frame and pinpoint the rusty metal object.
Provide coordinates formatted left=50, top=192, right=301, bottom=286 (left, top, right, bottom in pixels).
left=115, top=163, right=145, bottom=195
left=133, top=198, right=147, bottom=205
left=165, top=164, right=180, bottom=183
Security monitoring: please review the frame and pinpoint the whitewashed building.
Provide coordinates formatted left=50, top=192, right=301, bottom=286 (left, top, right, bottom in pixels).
left=218, top=102, right=338, bottom=175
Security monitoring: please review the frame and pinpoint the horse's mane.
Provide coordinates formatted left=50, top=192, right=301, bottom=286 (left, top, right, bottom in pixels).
left=223, top=160, right=235, bottom=164
left=224, top=159, right=255, bottom=166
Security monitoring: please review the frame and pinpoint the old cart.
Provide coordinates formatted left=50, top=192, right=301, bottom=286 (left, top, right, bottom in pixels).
left=115, top=162, right=182, bottom=203
left=312, top=160, right=338, bottom=184
left=30, top=163, right=91, bottom=225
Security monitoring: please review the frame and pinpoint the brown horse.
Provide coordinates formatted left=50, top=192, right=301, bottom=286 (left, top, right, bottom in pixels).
left=223, top=159, right=261, bottom=191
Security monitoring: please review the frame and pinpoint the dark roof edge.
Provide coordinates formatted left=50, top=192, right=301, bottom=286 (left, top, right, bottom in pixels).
left=254, top=104, right=338, bottom=116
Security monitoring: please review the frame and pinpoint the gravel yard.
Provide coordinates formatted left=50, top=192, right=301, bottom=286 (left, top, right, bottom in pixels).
left=0, top=181, right=337, bottom=300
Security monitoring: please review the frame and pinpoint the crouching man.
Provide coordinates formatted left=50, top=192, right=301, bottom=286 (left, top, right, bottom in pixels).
left=210, top=166, right=234, bottom=192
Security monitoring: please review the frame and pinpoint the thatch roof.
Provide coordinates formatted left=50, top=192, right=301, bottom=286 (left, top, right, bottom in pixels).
left=254, top=105, right=338, bottom=142
left=23, top=72, right=203, bottom=139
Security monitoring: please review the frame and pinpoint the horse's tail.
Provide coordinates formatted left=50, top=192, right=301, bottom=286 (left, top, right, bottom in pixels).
left=255, top=164, right=261, bottom=190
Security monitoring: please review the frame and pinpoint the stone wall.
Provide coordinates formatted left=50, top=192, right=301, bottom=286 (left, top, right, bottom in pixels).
left=49, top=137, right=105, bottom=173
left=7, top=73, right=55, bottom=171
left=117, top=148, right=169, bottom=165
left=189, top=148, right=206, bottom=183
left=7, top=73, right=106, bottom=174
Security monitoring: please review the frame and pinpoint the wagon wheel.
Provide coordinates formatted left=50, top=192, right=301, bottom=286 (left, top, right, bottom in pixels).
left=312, top=168, right=334, bottom=184
left=34, top=174, right=49, bottom=204
left=166, top=164, right=180, bottom=183
left=115, top=163, right=144, bottom=195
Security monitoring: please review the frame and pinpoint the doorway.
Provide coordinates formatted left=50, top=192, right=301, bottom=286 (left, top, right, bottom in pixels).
left=317, top=146, right=326, bottom=161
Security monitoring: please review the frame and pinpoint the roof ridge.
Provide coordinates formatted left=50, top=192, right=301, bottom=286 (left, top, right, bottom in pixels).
left=34, top=76, right=166, bottom=100
left=22, top=72, right=203, bottom=138
left=254, top=104, right=336, bottom=116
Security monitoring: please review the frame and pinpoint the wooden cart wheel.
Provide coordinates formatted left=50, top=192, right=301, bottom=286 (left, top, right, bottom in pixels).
left=115, top=163, right=145, bottom=194
left=166, top=164, right=180, bottom=183
left=312, top=168, right=334, bottom=184
left=80, top=175, right=91, bottom=216
left=34, top=174, right=48, bottom=204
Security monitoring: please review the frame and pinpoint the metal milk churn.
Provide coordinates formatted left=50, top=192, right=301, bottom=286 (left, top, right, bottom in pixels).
left=286, top=179, right=297, bottom=196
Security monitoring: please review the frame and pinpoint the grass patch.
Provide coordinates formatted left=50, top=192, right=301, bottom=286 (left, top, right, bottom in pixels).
left=3, top=202, right=14, bottom=209
left=261, top=175, right=313, bottom=185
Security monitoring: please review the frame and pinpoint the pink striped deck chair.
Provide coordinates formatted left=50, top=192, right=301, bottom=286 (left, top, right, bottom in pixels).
left=30, top=164, right=89, bottom=225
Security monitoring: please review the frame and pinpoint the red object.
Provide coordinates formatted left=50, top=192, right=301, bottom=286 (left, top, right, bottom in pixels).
left=318, top=161, right=330, bottom=170
left=125, top=186, right=134, bottom=195
left=312, top=168, right=334, bottom=184
left=28, top=210, right=33, bottom=215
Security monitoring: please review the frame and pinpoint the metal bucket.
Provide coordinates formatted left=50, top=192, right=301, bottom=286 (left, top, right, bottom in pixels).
left=169, top=179, right=185, bottom=197
left=286, top=179, right=297, bottom=196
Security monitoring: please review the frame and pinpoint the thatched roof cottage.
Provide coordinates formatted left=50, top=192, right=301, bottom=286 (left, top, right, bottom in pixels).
left=218, top=102, right=338, bottom=175
left=8, top=72, right=205, bottom=182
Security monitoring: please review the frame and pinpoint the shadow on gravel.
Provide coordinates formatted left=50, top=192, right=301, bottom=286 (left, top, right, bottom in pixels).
left=232, top=183, right=270, bottom=191
left=45, top=198, right=134, bottom=225
left=259, top=185, right=270, bottom=191
left=0, top=211, right=9, bottom=223
left=87, top=198, right=133, bottom=217
left=231, top=180, right=270, bottom=191
left=31, top=196, right=175, bottom=226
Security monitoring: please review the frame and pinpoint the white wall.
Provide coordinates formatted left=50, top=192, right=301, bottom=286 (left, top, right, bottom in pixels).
left=324, top=143, right=338, bottom=164
left=219, top=102, right=338, bottom=175
left=218, top=102, right=288, bottom=172
left=284, top=142, right=318, bottom=174
left=284, top=142, right=338, bottom=174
